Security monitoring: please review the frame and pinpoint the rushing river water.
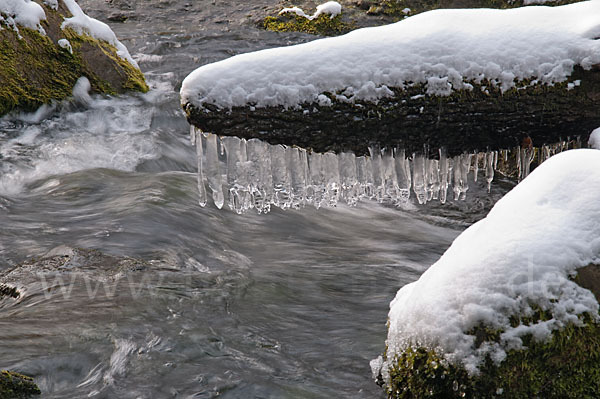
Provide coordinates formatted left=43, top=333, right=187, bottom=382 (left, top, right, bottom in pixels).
left=0, top=1, right=516, bottom=398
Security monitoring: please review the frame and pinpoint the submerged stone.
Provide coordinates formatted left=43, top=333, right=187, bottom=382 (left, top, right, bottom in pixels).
left=0, top=370, right=40, bottom=399
left=0, top=0, right=148, bottom=117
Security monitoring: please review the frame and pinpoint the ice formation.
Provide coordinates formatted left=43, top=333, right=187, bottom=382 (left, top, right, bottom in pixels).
left=381, top=149, right=600, bottom=376
left=0, top=0, right=137, bottom=67
left=180, top=1, right=600, bottom=110
left=279, top=1, right=342, bottom=20
left=189, top=127, right=584, bottom=213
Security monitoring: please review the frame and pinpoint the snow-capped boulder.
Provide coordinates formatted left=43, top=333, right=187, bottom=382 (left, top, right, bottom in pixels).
left=182, top=2, right=600, bottom=156
left=373, top=149, right=600, bottom=398
left=0, top=0, right=147, bottom=117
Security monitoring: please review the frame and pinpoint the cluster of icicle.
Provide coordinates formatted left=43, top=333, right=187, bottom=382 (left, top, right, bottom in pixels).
left=190, top=127, right=575, bottom=214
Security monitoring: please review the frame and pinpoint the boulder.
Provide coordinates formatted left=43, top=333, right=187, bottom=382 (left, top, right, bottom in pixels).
left=182, top=2, right=600, bottom=157
left=373, top=150, right=600, bottom=398
left=0, top=0, right=147, bottom=117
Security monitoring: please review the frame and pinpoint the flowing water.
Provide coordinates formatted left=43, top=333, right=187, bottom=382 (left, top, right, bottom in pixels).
left=0, top=1, right=516, bottom=397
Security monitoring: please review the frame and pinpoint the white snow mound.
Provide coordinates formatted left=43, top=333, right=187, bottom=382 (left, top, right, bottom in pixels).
left=181, top=1, right=600, bottom=110
left=60, top=0, right=138, bottom=68
left=0, top=0, right=46, bottom=34
left=384, top=149, right=600, bottom=376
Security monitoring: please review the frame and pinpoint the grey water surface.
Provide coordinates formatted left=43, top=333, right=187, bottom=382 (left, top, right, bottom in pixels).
left=0, top=1, right=514, bottom=397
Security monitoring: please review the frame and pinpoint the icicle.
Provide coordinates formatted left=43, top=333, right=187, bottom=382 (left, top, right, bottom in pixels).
left=493, top=151, right=498, bottom=171
left=394, top=148, right=411, bottom=202
left=222, top=136, right=250, bottom=214
left=412, top=153, right=427, bottom=204
left=516, top=147, right=522, bottom=181
left=473, top=152, right=479, bottom=182
left=439, top=148, right=449, bottom=204
left=204, top=133, right=225, bottom=209
left=369, top=146, right=385, bottom=203
left=459, top=153, right=471, bottom=200
left=356, top=155, right=373, bottom=200
left=519, top=147, right=535, bottom=181
left=452, top=155, right=462, bottom=201
left=428, top=159, right=440, bottom=200
left=192, top=127, right=208, bottom=207
left=287, top=146, right=308, bottom=209
left=485, top=150, right=494, bottom=193
left=339, top=152, right=359, bottom=206
left=270, top=144, right=292, bottom=209
left=324, top=152, right=340, bottom=206
left=308, top=152, right=326, bottom=208
left=246, top=139, right=272, bottom=213
left=381, top=148, right=398, bottom=202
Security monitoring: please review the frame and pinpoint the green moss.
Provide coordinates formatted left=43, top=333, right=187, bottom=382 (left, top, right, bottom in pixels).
left=385, top=314, right=600, bottom=398
left=0, top=7, right=147, bottom=117
left=263, top=13, right=354, bottom=36
left=0, top=371, right=40, bottom=399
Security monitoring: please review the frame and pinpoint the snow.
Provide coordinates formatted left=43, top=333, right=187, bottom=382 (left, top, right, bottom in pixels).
left=279, top=1, right=342, bottom=20
left=58, top=38, right=72, bottom=53
left=383, top=149, right=600, bottom=376
left=0, top=0, right=46, bottom=34
left=61, top=0, right=138, bottom=68
left=589, top=127, right=600, bottom=149
left=181, top=1, right=600, bottom=111
left=312, top=1, right=342, bottom=19
left=43, top=0, right=58, bottom=10
left=279, top=6, right=310, bottom=19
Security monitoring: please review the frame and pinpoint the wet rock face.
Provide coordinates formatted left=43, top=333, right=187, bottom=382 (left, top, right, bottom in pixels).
left=0, top=370, right=41, bottom=399
left=0, top=0, right=148, bottom=117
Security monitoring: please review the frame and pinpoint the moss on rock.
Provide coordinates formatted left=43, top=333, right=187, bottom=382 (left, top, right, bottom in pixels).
left=0, top=0, right=148, bottom=117
left=380, top=266, right=600, bottom=397
left=0, top=371, right=40, bottom=399
left=383, top=316, right=600, bottom=398
left=263, top=12, right=355, bottom=36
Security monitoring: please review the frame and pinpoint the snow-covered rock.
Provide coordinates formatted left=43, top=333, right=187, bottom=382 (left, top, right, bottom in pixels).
left=0, top=0, right=147, bottom=116
left=181, top=2, right=600, bottom=156
left=181, top=1, right=600, bottom=111
left=383, top=149, right=600, bottom=377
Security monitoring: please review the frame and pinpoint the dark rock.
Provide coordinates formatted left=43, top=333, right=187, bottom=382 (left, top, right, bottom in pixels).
left=0, top=284, right=19, bottom=299
left=183, top=66, right=600, bottom=157
left=0, top=371, right=40, bottom=399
